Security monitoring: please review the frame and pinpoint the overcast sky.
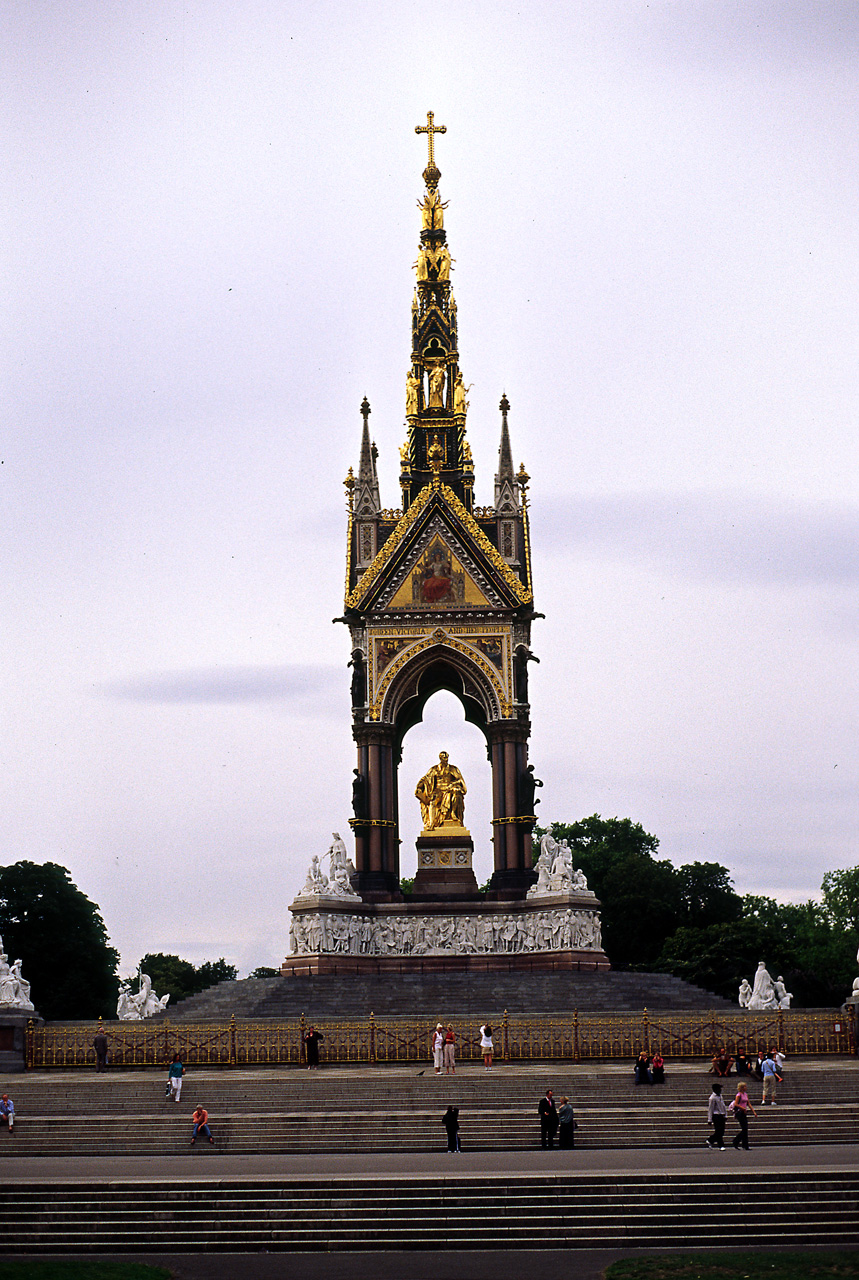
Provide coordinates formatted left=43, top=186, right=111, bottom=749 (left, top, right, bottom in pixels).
left=4, top=1, right=857, bottom=979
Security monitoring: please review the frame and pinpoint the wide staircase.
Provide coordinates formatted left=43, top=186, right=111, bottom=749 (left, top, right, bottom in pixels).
left=2, top=1061, right=858, bottom=1253
left=3, top=1172, right=859, bottom=1252
left=164, top=969, right=735, bottom=1020
left=1, top=1061, right=855, bottom=1157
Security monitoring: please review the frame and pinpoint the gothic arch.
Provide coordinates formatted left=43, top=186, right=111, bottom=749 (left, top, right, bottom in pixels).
left=379, top=641, right=502, bottom=753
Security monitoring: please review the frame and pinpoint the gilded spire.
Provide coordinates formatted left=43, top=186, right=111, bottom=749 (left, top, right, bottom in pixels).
left=415, top=110, right=446, bottom=190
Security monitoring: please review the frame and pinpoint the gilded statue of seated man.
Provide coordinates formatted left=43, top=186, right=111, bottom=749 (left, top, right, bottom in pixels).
left=415, top=751, right=467, bottom=832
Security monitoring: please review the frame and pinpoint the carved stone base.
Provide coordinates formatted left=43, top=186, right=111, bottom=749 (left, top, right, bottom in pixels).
left=281, top=948, right=609, bottom=976
left=413, top=833, right=478, bottom=897
left=285, top=891, right=608, bottom=970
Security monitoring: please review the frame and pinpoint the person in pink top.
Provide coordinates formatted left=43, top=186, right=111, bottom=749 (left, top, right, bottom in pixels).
left=728, top=1080, right=757, bottom=1150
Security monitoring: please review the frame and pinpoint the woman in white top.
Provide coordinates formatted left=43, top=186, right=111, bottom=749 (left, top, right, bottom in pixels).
left=431, top=1024, right=445, bottom=1074
left=480, top=1023, right=494, bottom=1071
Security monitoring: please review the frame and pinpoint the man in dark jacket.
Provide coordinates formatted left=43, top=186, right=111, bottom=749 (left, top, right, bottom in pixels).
left=538, top=1088, right=558, bottom=1149
left=93, top=1031, right=109, bottom=1072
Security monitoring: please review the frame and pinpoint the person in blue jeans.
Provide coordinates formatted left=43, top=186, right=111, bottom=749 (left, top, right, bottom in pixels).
left=191, top=1105, right=213, bottom=1145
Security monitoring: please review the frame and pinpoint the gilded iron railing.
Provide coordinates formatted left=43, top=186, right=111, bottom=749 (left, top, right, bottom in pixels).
left=25, top=1007, right=853, bottom=1070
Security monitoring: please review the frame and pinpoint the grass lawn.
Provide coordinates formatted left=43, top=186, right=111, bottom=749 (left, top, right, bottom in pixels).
left=0, top=1265, right=173, bottom=1280
left=606, top=1253, right=859, bottom=1280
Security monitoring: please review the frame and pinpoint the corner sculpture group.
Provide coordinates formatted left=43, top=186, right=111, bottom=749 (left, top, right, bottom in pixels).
left=0, top=939, right=33, bottom=1011
left=738, top=961, right=792, bottom=1011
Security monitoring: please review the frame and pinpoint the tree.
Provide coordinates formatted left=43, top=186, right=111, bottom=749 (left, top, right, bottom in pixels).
left=537, top=816, right=681, bottom=968
left=821, top=867, right=859, bottom=937
left=0, top=861, right=119, bottom=1021
left=137, top=953, right=238, bottom=1005
left=535, top=817, right=742, bottom=972
left=249, top=966, right=279, bottom=979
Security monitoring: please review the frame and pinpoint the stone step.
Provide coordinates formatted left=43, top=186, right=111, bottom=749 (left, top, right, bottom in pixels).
left=164, top=969, right=736, bottom=1020
left=1, top=1103, right=853, bottom=1156
left=1, top=1174, right=857, bottom=1251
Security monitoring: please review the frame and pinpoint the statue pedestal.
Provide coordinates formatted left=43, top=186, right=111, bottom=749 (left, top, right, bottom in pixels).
left=0, top=1009, right=41, bottom=1073
left=413, top=830, right=479, bottom=897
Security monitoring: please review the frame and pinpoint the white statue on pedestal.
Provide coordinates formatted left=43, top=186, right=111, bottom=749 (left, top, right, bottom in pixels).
left=117, top=973, right=170, bottom=1021
left=773, top=975, right=792, bottom=1009
left=527, top=837, right=554, bottom=899
left=0, top=940, right=34, bottom=1010
left=738, top=978, right=752, bottom=1008
left=300, top=855, right=329, bottom=897
left=326, top=833, right=360, bottom=900
left=747, top=961, right=779, bottom=1011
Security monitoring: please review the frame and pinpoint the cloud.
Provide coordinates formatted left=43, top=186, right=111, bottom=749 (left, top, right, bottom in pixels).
left=99, top=664, right=345, bottom=710
left=535, top=492, right=859, bottom=586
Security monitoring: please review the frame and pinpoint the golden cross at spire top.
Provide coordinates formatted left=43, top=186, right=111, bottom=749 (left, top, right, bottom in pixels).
left=415, top=111, right=447, bottom=170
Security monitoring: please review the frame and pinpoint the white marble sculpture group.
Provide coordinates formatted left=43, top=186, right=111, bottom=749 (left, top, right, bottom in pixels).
left=296, top=833, right=360, bottom=902
left=738, top=961, right=792, bottom=1010
left=527, top=834, right=590, bottom=898
left=117, top=973, right=170, bottom=1020
left=289, top=906, right=602, bottom=958
left=0, top=939, right=33, bottom=1011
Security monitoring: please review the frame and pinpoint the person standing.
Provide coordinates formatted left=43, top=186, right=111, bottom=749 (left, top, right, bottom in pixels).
left=0, top=1094, right=14, bottom=1131
left=93, top=1030, right=109, bottom=1073
left=431, top=1024, right=445, bottom=1074
left=761, top=1052, right=780, bottom=1104
left=479, top=1023, right=493, bottom=1071
left=303, top=1026, right=324, bottom=1070
left=443, top=1024, right=456, bottom=1075
left=442, top=1105, right=460, bottom=1153
left=167, top=1054, right=185, bottom=1102
left=190, top=1105, right=213, bottom=1145
left=706, top=1082, right=727, bottom=1149
left=728, top=1081, right=757, bottom=1150
left=557, top=1096, right=577, bottom=1148
left=538, top=1089, right=558, bottom=1149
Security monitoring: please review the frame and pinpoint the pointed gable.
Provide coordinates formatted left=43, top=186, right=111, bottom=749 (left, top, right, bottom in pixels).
left=345, top=481, right=531, bottom=614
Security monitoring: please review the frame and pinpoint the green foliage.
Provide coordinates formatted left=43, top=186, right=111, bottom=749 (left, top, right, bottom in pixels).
left=248, top=966, right=279, bottom=979
left=605, top=1250, right=859, bottom=1280
left=821, top=866, right=859, bottom=936
left=537, top=817, right=741, bottom=970
left=399, top=877, right=415, bottom=895
left=137, top=953, right=237, bottom=1005
left=0, top=861, right=119, bottom=1021
left=656, top=892, right=856, bottom=1006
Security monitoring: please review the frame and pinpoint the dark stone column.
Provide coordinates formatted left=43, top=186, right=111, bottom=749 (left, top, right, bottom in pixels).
left=486, top=720, right=536, bottom=898
left=352, top=724, right=401, bottom=899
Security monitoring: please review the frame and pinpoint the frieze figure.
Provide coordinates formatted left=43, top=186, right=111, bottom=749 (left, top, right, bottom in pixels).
left=406, top=370, right=420, bottom=416
left=514, top=644, right=540, bottom=704
left=518, top=763, right=543, bottom=815
left=453, top=371, right=469, bottom=416
left=351, top=769, right=368, bottom=820
left=427, top=364, right=446, bottom=408
left=348, top=649, right=366, bottom=709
